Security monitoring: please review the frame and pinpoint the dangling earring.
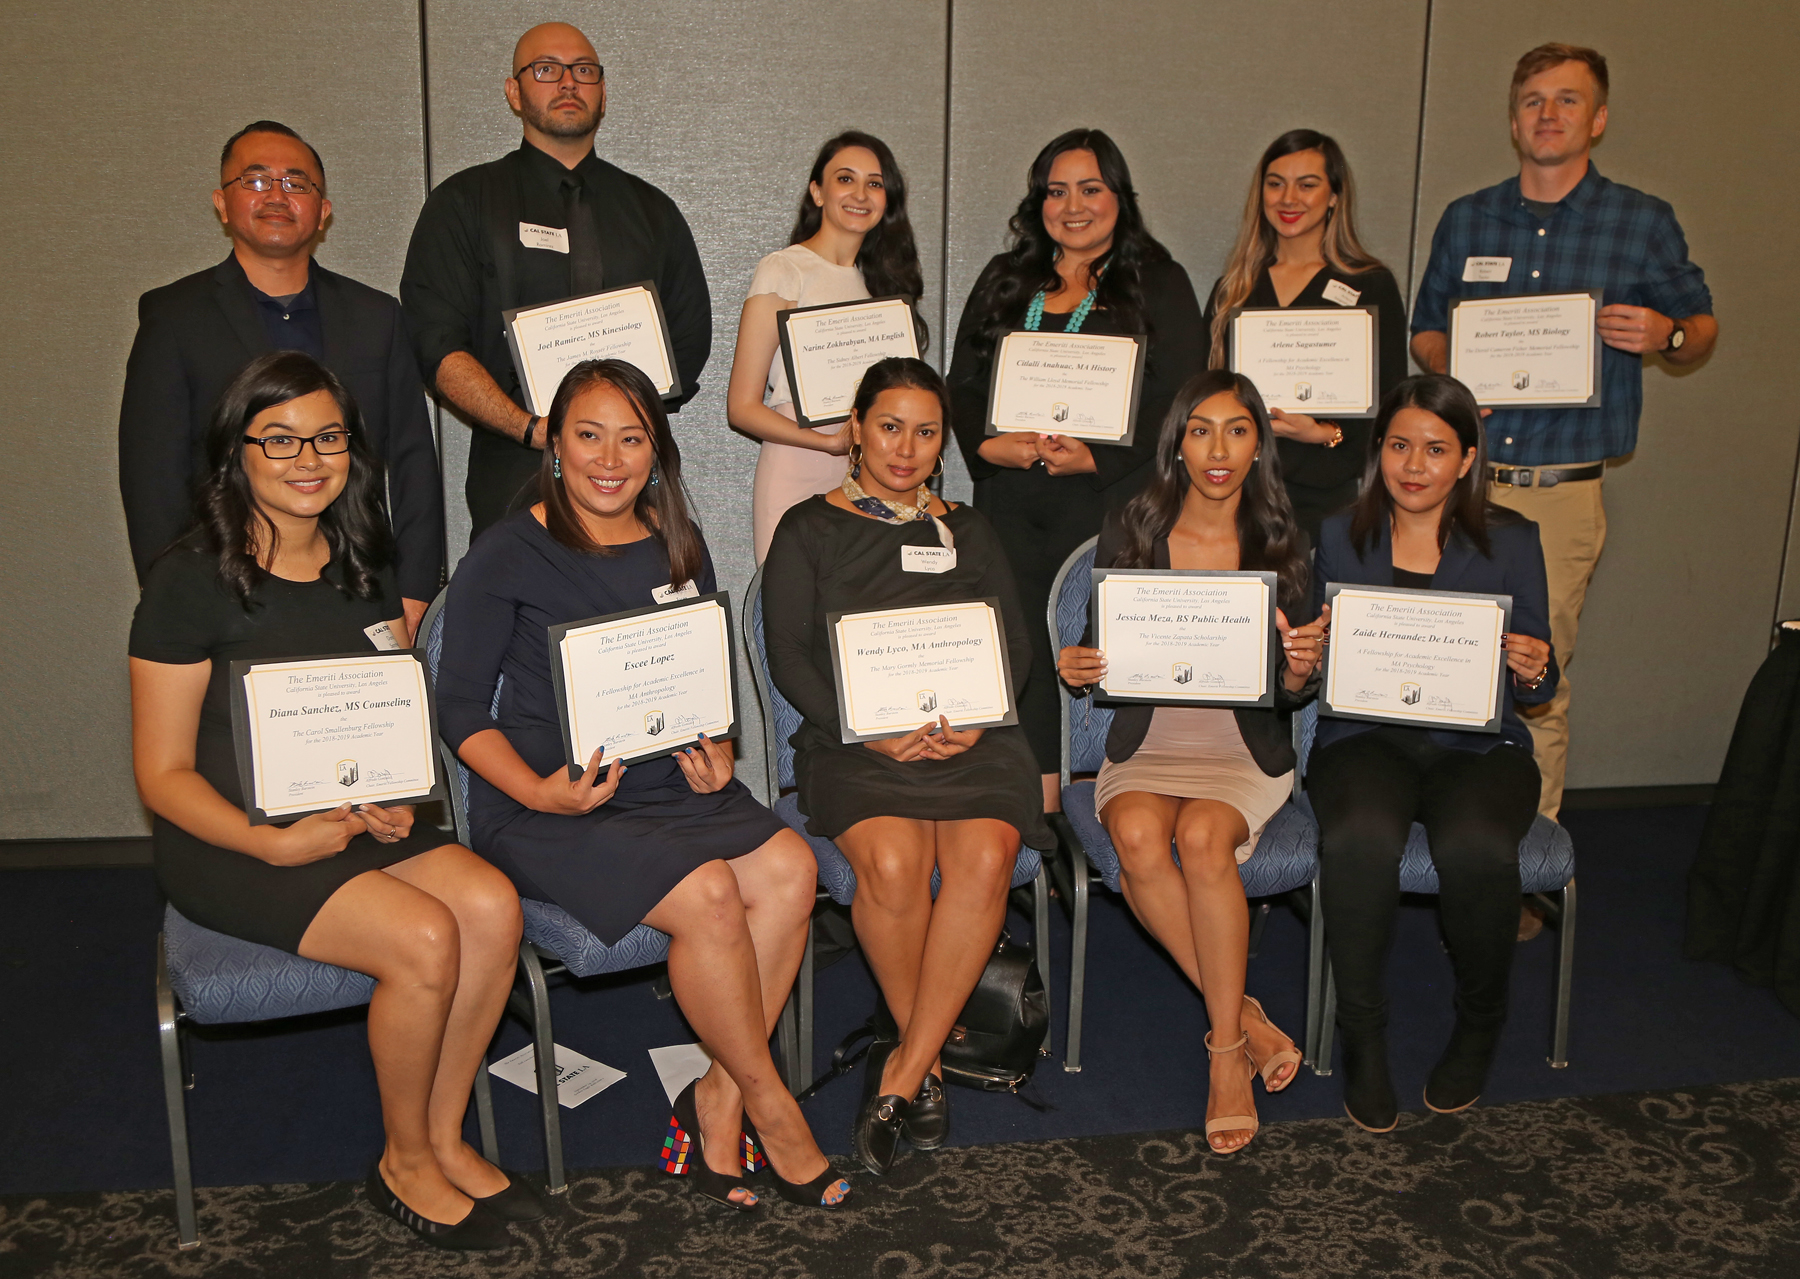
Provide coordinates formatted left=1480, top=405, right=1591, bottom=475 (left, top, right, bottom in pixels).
left=848, top=443, right=863, bottom=478
left=648, top=466, right=660, bottom=488
left=552, top=454, right=562, bottom=479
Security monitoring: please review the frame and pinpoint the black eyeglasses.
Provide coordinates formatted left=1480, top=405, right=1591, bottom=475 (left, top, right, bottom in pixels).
left=514, top=59, right=603, bottom=83
left=224, top=171, right=322, bottom=196
left=242, top=430, right=352, bottom=459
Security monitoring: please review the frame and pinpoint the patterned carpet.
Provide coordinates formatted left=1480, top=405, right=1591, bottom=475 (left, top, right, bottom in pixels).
left=4, top=1077, right=1797, bottom=1278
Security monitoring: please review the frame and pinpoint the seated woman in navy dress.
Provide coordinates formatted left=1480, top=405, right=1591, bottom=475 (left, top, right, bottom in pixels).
left=763, top=357, right=1053, bottom=1176
left=1309, top=374, right=1556, bottom=1133
left=439, top=359, right=847, bottom=1212
left=1057, top=371, right=1326, bottom=1155
left=129, top=352, right=529, bottom=1252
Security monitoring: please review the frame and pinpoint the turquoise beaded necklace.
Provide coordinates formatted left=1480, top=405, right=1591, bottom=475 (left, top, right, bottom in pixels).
left=1024, top=262, right=1105, bottom=332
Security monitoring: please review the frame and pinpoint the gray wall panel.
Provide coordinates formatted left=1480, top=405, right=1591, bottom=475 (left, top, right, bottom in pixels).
left=422, top=2, right=949, bottom=798
left=1413, top=1, right=1800, bottom=787
left=0, top=1, right=426, bottom=838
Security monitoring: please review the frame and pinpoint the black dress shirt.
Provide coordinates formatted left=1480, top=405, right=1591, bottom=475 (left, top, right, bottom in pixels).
left=401, top=141, right=712, bottom=533
left=250, top=274, right=325, bottom=363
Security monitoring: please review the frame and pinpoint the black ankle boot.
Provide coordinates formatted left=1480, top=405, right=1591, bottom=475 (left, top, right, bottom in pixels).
left=1339, top=1025, right=1398, bottom=1133
left=1424, top=1018, right=1503, bottom=1114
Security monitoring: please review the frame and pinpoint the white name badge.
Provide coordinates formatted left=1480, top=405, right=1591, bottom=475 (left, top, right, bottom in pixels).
left=901, top=546, right=956, bottom=574
left=652, top=580, right=700, bottom=604
left=1321, top=279, right=1362, bottom=307
left=1462, top=257, right=1512, bottom=283
left=520, top=223, right=570, bottom=253
left=363, top=620, right=403, bottom=651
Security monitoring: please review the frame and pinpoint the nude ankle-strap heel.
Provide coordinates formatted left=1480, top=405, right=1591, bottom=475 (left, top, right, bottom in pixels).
left=1203, top=1030, right=1259, bottom=1156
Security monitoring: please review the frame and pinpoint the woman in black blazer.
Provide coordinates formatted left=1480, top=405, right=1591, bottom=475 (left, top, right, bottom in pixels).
left=949, top=128, right=1207, bottom=813
left=1200, top=131, right=1409, bottom=541
left=1058, top=370, right=1327, bottom=1155
left=1309, top=374, right=1556, bottom=1133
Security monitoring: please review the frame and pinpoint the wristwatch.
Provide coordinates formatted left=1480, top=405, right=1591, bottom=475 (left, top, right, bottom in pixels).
left=1662, top=318, right=1686, bottom=353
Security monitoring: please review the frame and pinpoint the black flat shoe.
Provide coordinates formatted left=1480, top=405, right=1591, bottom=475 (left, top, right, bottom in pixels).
left=900, top=1073, right=948, bottom=1150
left=364, top=1166, right=512, bottom=1251
left=741, top=1116, right=851, bottom=1209
left=664, top=1078, right=759, bottom=1210
left=473, top=1173, right=551, bottom=1222
left=852, top=1039, right=909, bottom=1176
left=1339, top=1025, right=1399, bottom=1134
left=1424, top=1017, right=1504, bottom=1114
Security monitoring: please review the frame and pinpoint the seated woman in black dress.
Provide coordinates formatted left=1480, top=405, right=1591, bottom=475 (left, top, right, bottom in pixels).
left=129, top=352, right=528, bottom=1252
left=440, top=359, right=847, bottom=1211
left=1057, top=371, right=1326, bottom=1154
left=764, top=357, right=1053, bottom=1175
left=1309, top=375, right=1556, bottom=1132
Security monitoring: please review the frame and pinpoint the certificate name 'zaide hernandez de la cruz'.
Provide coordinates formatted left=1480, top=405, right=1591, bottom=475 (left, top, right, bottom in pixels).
left=1321, top=586, right=1510, bottom=733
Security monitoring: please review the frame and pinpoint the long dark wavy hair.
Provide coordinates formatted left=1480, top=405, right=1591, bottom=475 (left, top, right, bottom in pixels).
left=181, top=351, right=391, bottom=605
left=1349, top=374, right=1515, bottom=558
left=540, top=359, right=706, bottom=588
left=789, top=131, right=929, bottom=352
left=962, top=128, right=1171, bottom=358
left=1114, top=371, right=1309, bottom=610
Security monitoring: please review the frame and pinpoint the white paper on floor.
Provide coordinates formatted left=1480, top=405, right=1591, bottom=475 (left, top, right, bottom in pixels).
left=487, top=1043, right=625, bottom=1109
left=647, top=1042, right=714, bottom=1105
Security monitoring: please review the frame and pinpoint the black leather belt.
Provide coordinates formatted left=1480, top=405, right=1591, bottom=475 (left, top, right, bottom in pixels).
left=1489, top=463, right=1603, bottom=488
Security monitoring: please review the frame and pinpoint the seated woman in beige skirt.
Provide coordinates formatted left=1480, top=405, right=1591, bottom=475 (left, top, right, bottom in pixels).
left=1058, top=370, right=1326, bottom=1155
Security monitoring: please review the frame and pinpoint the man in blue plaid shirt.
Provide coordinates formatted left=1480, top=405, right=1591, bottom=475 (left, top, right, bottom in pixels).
left=1412, top=43, right=1716, bottom=828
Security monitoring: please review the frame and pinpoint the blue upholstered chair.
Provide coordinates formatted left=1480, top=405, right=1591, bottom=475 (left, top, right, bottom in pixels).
left=744, top=567, right=1056, bottom=1076
left=1048, top=538, right=1325, bottom=1073
left=156, top=907, right=499, bottom=1247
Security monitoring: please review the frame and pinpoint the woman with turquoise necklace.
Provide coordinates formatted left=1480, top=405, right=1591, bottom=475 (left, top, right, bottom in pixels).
left=948, top=129, right=1206, bottom=813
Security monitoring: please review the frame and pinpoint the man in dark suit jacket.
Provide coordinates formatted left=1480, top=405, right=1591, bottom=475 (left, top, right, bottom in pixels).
left=119, top=121, right=444, bottom=638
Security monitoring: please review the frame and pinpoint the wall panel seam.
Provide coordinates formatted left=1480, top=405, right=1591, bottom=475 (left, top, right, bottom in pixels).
left=1403, top=0, right=1435, bottom=307
left=939, top=0, right=954, bottom=373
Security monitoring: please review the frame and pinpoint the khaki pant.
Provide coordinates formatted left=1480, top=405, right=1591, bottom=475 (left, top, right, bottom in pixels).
left=1487, top=471, right=1607, bottom=819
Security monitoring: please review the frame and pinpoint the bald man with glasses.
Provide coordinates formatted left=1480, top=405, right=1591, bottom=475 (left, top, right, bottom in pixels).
left=401, top=21, right=713, bottom=538
left=119, top=120, right=445, bottom=639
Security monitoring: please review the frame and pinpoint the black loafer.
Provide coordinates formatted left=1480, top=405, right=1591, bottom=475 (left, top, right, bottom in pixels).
left=900, top=1073, right=949, bottom=1150
left=474, top=1173, right=552, bottom=1222
left=365, top=1166, right=512, bottom=1251
left=851, top=1039, right=909, bottom=1176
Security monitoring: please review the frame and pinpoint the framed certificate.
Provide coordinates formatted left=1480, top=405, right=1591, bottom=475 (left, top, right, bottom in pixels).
left=827, top=599, right=1018, bottom=743
left=1320, top=584, right=1512, bottom=733
left=1090, top=569, right=1278, bottom=708
left=985, top=329, right=1145, bottom=442
left=504, top=281, right=680, bottom=416
left=776, top=296, right=921, bottom=429
left=1448, top=291, right=1602, bottom=409
left=548, top=593, right=740, bottom=774
left=229, top=651, right=446, bottom=825
left=1228, top=305, right=1379, bottom=418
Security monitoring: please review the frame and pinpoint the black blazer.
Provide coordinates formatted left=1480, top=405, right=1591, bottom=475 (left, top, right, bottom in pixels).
left=118, top=256, right=444, bottom=601
left=1310, top=509, right=1558, bottom=756
left=1085, top=514, right=1315, bottom=778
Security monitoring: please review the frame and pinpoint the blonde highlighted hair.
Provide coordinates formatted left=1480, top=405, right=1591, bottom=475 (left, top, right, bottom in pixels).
left=1207, top=130, right=1383, bottom=368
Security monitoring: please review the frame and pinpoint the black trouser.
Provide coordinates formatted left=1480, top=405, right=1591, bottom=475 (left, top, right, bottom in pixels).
left=1307, top=728, right=1541, bottom=1036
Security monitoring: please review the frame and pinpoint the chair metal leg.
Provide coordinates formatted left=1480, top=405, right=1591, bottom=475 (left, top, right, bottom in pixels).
left=1303, top=876, right=1328, bottom=1072
left=518, top=941, right=567, bottom=1194
left=797, top=916, right=816, bottom=1092
left=1064, top=853, right=1090, bottom=1072
left=1032, top=866, right=1053, bottom=1056
left=472, top=1053, right=499, bottom=1165
left=157, top=939, right=199, bottom=1249
left=1247, top=901, right=1271, bottom=959
left=1317, top=957, right=1337, bottom=1076
left=776, top=985, right=801, bottom=1094
left=1549, top=878, right=1575, bottom=1068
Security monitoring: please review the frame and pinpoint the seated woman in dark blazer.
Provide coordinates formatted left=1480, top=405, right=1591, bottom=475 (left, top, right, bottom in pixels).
left=439, top=360, right=847, bottom=1211
left=129, top=352, right=528, bottom=1252
left=1200, top=130, right=1410, bottom=541
left=1057, top=371, right=1327, bottom=1154
left=1309, top=374, right=1556, bottom=1132
left=764, top=357, right=1052, bottom=1176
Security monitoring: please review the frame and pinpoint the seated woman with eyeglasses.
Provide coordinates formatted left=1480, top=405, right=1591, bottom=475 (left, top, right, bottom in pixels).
left=129, top=352, right=529, bottom=1252
left=439, top=359, right=847, bottom=1212
left=1057, top=371, right=1325, bottom=1155
left=1309, top=374, right=1556, bottom=1132
left=763, top=357, right=1052, bottom=1176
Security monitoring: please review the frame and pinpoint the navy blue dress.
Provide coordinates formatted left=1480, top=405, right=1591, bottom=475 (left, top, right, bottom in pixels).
left=438, top=512, right=786, bottom=943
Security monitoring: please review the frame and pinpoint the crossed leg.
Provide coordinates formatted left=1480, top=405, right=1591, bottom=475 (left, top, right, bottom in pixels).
left=298, top=844, right=523, bottom=1224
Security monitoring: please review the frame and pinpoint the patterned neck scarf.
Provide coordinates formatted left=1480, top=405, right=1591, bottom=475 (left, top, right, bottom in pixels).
left=841, top=470, right=955, bottom=550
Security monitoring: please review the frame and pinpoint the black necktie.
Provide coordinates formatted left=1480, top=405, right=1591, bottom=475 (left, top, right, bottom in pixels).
left=562, top=174, right=606, bottom=296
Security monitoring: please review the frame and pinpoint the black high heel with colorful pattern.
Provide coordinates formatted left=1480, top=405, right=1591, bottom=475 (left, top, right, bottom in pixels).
left=740, top=1116, right=851, bottom=1209
left=659, top=1079, right=760, bottom=1210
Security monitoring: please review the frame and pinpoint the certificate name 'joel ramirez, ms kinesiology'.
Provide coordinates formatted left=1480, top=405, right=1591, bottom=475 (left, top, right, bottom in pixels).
left=1323, top=587, right=1508, bottom=731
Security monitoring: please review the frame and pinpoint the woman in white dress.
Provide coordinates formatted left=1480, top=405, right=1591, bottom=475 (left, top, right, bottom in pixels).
left=727, top=131, right=929, bottom=560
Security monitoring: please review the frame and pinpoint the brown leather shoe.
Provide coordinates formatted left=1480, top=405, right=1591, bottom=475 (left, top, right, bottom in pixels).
left=1517, top=900, right=1546, bottom=942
